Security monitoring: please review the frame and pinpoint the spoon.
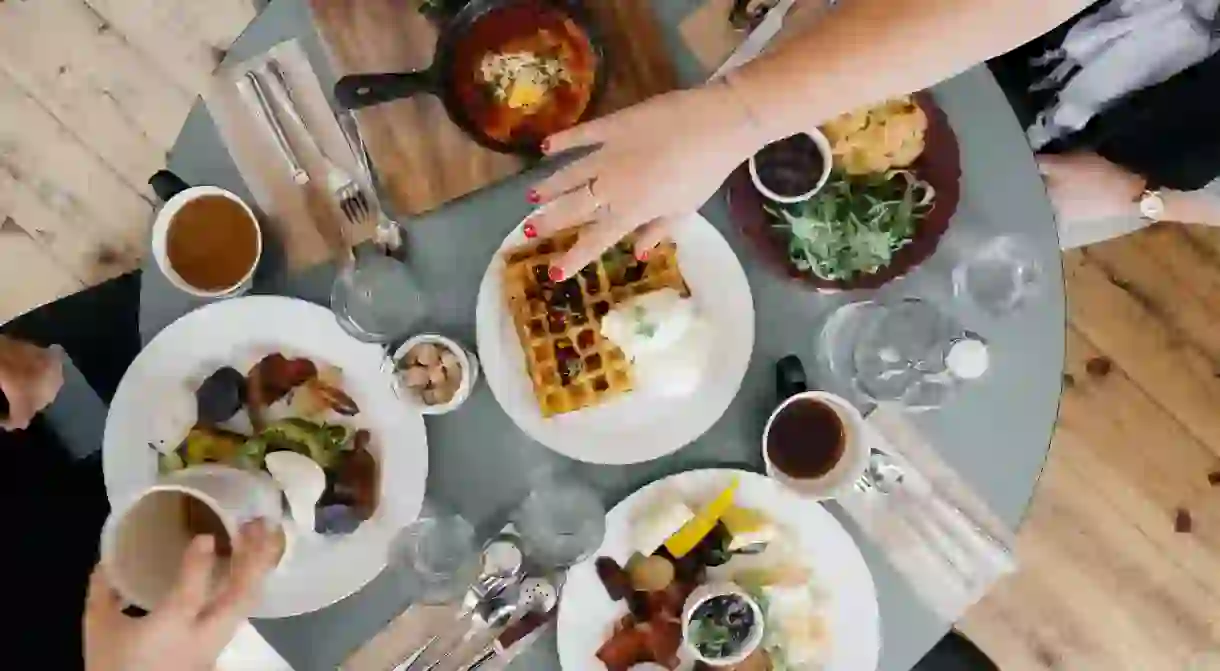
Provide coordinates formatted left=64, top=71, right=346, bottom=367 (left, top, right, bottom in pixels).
left=397, top=536, right=525, bottom=671
left=422, top=593, right=519, bottom=671
left=854, top=450, right=973, bottom=580
left=265, top=451, right=326, bottom=535
left=463, top=577, right=559, bottom=671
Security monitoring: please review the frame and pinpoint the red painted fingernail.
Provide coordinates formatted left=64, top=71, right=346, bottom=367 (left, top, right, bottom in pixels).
left=523, top=223, right=538, bottom=239
left=527, top=189, right=540, bottom=204
left=548, top=265, right=564, bottom=281
left=540, top=139, right=551, bottom=153
left=636, top=249, right=649, bottom=261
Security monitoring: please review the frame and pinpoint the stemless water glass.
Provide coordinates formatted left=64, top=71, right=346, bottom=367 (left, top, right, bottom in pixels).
left=331, top=248, right=428, bottom=343
left=387, top=506, right=481, bottom=604
left=513, top=479, right=606, bottom=570
left=950, top=234, right=1044, bottom=317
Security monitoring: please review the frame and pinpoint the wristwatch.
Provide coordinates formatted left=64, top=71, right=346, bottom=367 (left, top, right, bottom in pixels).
left=1138, top=189, right=1166, bottom=222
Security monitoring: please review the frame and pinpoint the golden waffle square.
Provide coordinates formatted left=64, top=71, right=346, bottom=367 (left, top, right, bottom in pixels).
left=502, top=229, right=691, bottom=417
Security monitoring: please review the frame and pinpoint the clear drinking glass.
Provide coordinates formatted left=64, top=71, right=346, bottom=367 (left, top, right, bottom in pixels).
left=819, top=298, right=987, bottom=412
left=331, top=248, right=428, bottom=343
left=387, top=507, right=481, bottom=604
left=950, top=234, right=1043, bottom=316
left=513, top=479, right=606, bottom=570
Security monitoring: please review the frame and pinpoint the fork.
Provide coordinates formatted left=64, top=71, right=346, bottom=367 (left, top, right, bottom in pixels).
left=335, top=109, right=405, bottom=255
left=261, top=59, right=371, bottom=226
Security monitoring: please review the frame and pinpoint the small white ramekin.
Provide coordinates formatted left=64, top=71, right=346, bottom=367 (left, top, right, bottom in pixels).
left=681, top=582, right=766, bottom=667
left=389, top=334, right=480, bottom=416
left=748, top=128, right=833, bottom=205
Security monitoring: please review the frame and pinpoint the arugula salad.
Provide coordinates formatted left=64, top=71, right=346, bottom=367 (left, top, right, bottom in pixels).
left=767, top=170, right=935, bottom=282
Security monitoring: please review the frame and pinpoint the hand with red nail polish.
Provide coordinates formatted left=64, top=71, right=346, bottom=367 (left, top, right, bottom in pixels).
left=527, top=189, right=541, bottom=204
left=525, top=81, right=769, bottom=276
left=523, top=223, right=538, bottom=239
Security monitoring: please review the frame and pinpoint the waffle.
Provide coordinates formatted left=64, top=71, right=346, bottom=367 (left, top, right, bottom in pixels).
left=502, top=228, right=691, bottom=417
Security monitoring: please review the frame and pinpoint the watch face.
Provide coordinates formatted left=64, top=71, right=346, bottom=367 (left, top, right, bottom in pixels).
left=1140, top=191, right=1166, bottom=221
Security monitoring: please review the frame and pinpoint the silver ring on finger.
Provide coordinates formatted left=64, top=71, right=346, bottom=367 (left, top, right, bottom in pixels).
left=586, top=179, right=606, bottom=214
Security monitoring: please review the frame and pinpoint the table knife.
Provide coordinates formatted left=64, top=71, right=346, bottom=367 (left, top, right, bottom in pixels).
left=711, top=0, right=798, bottom=80
left=462, top=610, right=554, bottom=671
left=241, top=71, right=309, bottom=186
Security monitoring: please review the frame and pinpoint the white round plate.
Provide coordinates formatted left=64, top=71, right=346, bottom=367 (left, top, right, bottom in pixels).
left=557, top=469, right=880, bottom=671
left=475, top=214, right=754, bottom=464
left=103, top=296, right=428, bottom=618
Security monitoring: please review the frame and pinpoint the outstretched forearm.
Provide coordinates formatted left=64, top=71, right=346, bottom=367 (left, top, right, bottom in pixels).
left=726, top=0, right=1093, bottom=140
left=1163, top=188, right=1220, bottom=228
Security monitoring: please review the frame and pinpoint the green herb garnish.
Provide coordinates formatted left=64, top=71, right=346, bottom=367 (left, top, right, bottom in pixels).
left=767, top=170, right=934, bottom=281
left=632, top=304, right=658, bottom=338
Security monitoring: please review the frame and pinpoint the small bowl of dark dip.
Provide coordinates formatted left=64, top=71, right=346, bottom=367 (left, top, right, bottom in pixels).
left=681, top=583, right=765, bottom=666
left=748, top=129, right=832, bottom=204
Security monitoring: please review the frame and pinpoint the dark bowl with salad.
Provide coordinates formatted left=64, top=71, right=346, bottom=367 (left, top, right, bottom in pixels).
left=726, top=92, right=961, bottom=292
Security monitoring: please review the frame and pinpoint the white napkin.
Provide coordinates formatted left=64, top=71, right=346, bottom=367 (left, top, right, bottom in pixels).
left=837, top=405, right=1017, bottom=623
left=216, top=621, right=294, bottom=671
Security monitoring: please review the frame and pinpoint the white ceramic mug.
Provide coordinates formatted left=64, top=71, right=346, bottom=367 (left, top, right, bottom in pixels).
left=149, top=171, right=262, bottom=299
left=762, top=356, right=870, bottom=500
left=100, top=465, right=282, bottom=611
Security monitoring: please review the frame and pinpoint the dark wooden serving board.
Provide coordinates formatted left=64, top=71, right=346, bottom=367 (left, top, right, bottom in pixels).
left=309, top=0, right=679, bottom=216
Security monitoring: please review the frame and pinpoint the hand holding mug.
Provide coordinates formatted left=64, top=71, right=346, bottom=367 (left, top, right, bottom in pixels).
left=84, top=520, right=282, bottom=671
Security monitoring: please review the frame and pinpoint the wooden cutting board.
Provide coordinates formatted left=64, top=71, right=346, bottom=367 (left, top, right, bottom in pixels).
left=309, top=0, right=679, bottom=217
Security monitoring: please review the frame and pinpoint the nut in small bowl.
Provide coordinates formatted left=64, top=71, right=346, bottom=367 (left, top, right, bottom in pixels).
left=390, top=334, right=480, bottom=415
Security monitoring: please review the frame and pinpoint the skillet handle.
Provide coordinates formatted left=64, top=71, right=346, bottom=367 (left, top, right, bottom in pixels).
left=334, top=72, right=434, bottom=110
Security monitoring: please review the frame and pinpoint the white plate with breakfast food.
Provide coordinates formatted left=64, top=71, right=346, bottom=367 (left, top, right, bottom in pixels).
left=475, top=213, right=754, bottom=464
left=103, top=296, right=428, bottom=618
left=557, top=469, right=880, bottom=671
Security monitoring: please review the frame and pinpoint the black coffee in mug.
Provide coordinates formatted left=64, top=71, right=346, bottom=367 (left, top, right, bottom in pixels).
left=766, top=397, right=847, bottom=479
left=763, top=356, right=868, bottom=499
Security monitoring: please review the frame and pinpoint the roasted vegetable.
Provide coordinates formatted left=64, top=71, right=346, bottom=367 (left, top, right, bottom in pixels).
left=195, top=366, right=246, bottom=424
left=331, top=429, right=379, bottom=520
left=316, top=504, right=364, bottom=535
left=261, top=418, right=345, bottom=469
left=181, top=426, right=253, bottom=467
left=246, top=354, right=318, bottom=427
left=627, top=554, right=675, bottom=593
left=306, top=380, right=360, bottom=416
left=595, top=556, right=633, bottom=602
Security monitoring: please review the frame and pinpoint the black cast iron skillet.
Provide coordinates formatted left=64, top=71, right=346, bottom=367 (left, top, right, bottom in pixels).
left=333, top=0, right=607, bottom=156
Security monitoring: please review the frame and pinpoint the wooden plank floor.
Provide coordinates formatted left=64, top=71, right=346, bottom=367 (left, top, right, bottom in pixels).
left=4, top=2, right=1220, bottom=669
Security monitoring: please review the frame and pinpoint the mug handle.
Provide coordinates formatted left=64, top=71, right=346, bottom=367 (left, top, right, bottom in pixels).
left=149, top=170, right=190, bottom=203
left=776, top=355, right=809, bottom=400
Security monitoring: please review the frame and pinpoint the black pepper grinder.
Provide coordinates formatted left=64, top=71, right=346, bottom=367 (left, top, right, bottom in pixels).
left=776, top=354, right=810, bottom=401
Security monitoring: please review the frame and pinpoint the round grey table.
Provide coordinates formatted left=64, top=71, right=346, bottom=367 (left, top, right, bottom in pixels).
left=147, top=0, right=1066, bottom=668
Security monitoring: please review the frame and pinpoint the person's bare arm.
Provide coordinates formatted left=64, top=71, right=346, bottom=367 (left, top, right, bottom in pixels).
left=729, top=0, right=1096, bottom=138
left=1037, top=152, right=1220, bottom=237
left=1162, top=189, right=1220, bottom=227
left=530, top=0, right=1093, bottom=276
